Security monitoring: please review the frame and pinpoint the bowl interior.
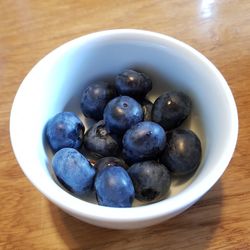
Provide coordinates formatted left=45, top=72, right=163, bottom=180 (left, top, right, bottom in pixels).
left=10, top=30, right=237, bottom=226
left=44, top=36, right=208, bottom=204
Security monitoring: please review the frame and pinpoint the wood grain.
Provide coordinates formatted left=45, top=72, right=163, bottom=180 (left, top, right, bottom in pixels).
left=1, top=0, right=250, bottom=249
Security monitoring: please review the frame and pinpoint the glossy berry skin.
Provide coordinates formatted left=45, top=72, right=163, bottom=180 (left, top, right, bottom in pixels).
left=80, top=81, right=117, bottom=121
left=94, top=157, right=128, bottom=172
left=104, top=96, right=143, bottom=135
left=83, top=120, right=120, bottom=157
left=141, top=99, right=153, bottom=121
left=95, top=166, right=135, bottom=208
left=46, top=112, right=84, bottom=152
left=52, top=148, right=95, bottom=194
left=115, top=69, right=152, bottom=99
left=152, top=91, right=192, bottom=130
left=160, top=129, right=202, bottom=176
left=128, top=161, right=171, bottom=202
left=122, top=121, right=166, bottom=163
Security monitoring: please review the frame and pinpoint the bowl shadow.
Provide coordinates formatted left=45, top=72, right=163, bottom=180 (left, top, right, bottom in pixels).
left=48, top=181, right=223, bottom=250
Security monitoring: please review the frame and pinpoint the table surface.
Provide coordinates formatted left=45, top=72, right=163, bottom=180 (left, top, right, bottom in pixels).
left=1, top=0, right=250, bottom=249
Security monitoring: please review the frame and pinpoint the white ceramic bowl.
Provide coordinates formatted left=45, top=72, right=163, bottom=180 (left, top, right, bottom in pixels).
left=10, top=29, right=238, bottom=229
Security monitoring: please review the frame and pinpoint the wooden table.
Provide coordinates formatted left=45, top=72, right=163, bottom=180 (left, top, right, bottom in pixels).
left=1, top=1, right=249, bottom=249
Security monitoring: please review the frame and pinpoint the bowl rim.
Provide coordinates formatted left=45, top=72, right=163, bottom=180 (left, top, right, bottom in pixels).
left=10, top=29, right=238, bottom=225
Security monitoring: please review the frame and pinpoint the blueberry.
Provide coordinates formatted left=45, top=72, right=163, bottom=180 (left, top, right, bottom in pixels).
left=52, top=148, right=95, bottom=194
left=80, top=81, right=117, bottom=121
left=83, top=120, right=120, bottom=157
left=104, top=96, right=143, bottom=135
left=115, top=69, right=152, bottom=99
left=122, top=121, right=166, bottom=163
left=95, top=166, right=135, bottom=207
left=160, top=129, right=202, bottom=176
left=128, top=161, right=171, bottom=202
left=141, top=99, right=153, bottom=121
left=46, top=112, right=84, bottom=152
left=152, top=91, right=192, bottom=130
left=94, top=157, right=128, bottom=172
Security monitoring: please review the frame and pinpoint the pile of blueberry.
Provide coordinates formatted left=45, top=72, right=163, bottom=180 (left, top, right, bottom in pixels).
left=46, top=69, right=202, bottom=208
